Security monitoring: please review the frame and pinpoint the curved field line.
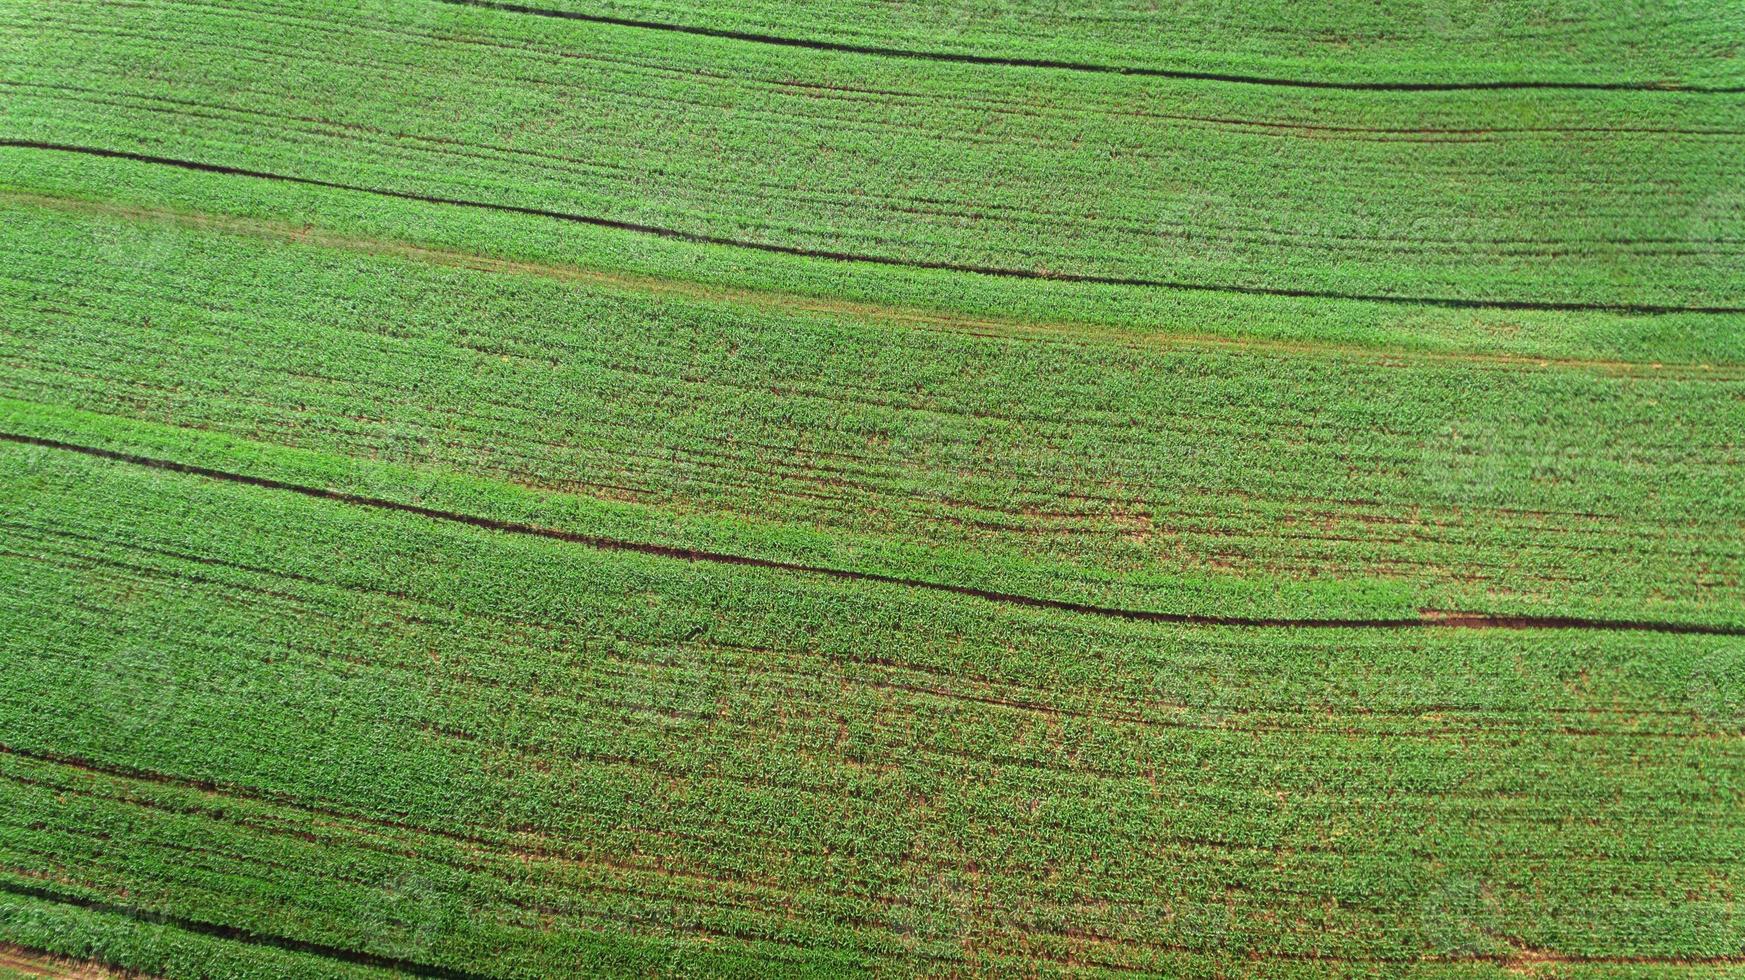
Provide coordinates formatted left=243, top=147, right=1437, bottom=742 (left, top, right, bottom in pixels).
left=5, top=431, right=1741, bottom=636
left=4, top=743, right=1743, bottom=969
left=0, top=878, right=487, bottom=980
left=5, top=139, right=1741, bottom=317
left=8, top=188, right=1741, bottom=378
left=432, top=0, right=1745, bottom=94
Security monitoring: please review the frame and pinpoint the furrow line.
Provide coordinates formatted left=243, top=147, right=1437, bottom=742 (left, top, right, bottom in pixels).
left=12, top=188, right=1744, bottom=378
left=6, top=430, right=1742, bottom=635
left=431, top=0, right=1745, bottom=95
left=0, top=876, right=492, bottom=980
left=4, top=140, right=1740, bottom=316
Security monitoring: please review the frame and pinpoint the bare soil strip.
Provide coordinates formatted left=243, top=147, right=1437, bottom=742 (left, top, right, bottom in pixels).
left=0, top=943, right=139, bottom=979
left=5, top=189, right=1738, bottom=380
left=5, top=430, right=1740, bottom=635
left=433, top=0, right=1745, bottom=94
left=6, top=139, right=1741, bottom=317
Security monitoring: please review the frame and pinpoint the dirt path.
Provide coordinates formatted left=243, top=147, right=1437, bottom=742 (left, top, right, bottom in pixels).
left=0, top=943, right=138, bottom=979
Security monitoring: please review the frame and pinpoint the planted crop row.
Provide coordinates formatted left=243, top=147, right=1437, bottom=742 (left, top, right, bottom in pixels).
left=2, top=0, right=1741, bottom=311
left=471, top=0, right=1745, bottom=89
left=8, top=144, right=1742, bottom=369
left=1, top=442, right=1741, bottom=976
left=3, top=197, right=1742, bottom=624
left=2, top=0, right=1743, bottom=975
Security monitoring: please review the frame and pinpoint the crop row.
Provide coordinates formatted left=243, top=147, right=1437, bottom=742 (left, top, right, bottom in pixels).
left=3, top=196, right=1743, bottom=625
left=1, top=442, right=1742, bottom=976
left=7, top=144, right=1742, bottom=369
left=465, top=0, right=1745, bottom=89
left=2, top=0, right=1741, bottom=311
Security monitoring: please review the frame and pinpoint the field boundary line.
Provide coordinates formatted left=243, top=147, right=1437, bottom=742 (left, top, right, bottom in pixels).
left=5, top=139, right=1741, bottom=318
left=432, top=0, right=1745, bottom=95
left=6, top=430, right=1742, bottom=635
left=8, top=188, right=1741, bottom=378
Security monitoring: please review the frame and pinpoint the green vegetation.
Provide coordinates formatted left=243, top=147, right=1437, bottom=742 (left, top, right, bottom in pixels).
left=0, top=0, right=1741, bottom=976
left=2, top=199, right=1742, bottom=626
left=4, top=0, right=1743, bottom=313
left=454, top=0, right=1745, bottom=89
left=3, top=445, right=1744, bottom=976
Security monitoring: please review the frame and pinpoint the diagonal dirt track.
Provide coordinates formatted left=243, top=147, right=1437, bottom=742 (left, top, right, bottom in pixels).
left=5, top=430, right=1741, bottom=636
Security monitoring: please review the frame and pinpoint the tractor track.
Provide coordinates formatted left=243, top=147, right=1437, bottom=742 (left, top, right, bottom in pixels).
left=5, top=430, right=1741, bottom=636
left=5, top=139, right=1742, bottom=317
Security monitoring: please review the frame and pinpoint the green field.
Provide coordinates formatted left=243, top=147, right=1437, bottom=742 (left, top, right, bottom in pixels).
left=1, top=0, right=1743, bottom=976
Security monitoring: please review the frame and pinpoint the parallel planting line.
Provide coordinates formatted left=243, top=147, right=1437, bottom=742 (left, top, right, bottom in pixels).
left=0, top=944, right=128, bottom=980
left=5, top=139, right=1742, bottom=317
left=431, top=0, right=1745, bottom=94
left=0, top=878, right=491, bottom=980
left=12, top=189, right=1743, bottom=378
left=6, top=430, right=1742, bottom=636
left=0, top=760, right=1738, bottom=962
